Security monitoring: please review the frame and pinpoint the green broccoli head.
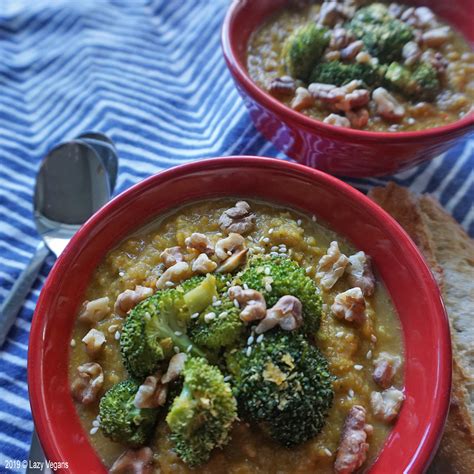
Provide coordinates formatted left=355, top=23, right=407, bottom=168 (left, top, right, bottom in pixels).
left=226, top=331, right=333, bottom=446
left=310, top=60, right=384, bottom=88
left=120, top=282, right=212, bottom=379
left=384, top=62, right=440, bottom=101
left=283, top=23, right=330, bottom=82
left=188, top=296, right=244, bottom=351
left=349, top=3, right=413, bottom=63
left=166, top=357, right=237, bottom=467
left=99, top=379, right=159, bottom=447
left=238, top=255, right=322, bottom=336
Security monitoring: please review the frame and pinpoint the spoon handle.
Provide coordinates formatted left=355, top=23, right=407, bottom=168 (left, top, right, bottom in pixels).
left=0, top=241, right=50, bottom=347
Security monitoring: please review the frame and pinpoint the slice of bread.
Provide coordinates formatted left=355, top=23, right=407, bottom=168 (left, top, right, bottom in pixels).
left=368, top=182, right=474, bottom=474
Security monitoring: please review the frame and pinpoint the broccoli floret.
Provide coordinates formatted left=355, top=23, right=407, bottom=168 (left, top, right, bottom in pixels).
left=120, top=279, right=215, bottom=379
left=310, top=60, right=384, bottom=87
left=99, top=379, right=159, bottom=447
left=384, top=62, right=440, bottom=101
left=188, top=296, right=244, bottom=351
left=166, top=357, right=237, bottom=467
left=282, top=23, right=330, bottom=82
left=226, top=331, right=333, bottom=446
left=239, top=255, right=322, bottom=336
left=349, top=3, right=413, bottom=63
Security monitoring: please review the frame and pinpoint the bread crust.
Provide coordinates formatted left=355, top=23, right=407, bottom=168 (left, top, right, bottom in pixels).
left=368, top=183, right=474, bottom=474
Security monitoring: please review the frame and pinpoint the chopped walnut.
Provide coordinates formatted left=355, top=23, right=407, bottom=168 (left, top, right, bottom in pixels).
left=291, top=87, right=314, bottom=111
left=114, top=286, right=153, bottom=317
left=134, top=374, right=168, bottom=409
left=422, top=27, right=451, bottom=48
left=334, top=405, right=373, bottom=474
left=316, top=241, right=349, bottom=290
left=109, top=447, right=154, bottom=474
left=402, top=6, right=438, bottom=30
left=78, top=297, right=110, bottom=325
left=373, top=352, right=402, bottom=389
left=371, top=387, right=405, bottom=423
left=81, top=328, right=106, bottom=358
left=156, top=261, right=191, bottom=289
left=71, top=362, right=104, bottom=405
left=318, top=1, right=351, bottom=27
left=160, top=246, right=183, bottom=268
left=323, top=113, right=351, bottom=128
left=268, top=76, right=296, bottom=97
left=192, top=253, right=217, bottom=274
left=402, top=41, right=422, bottom=67
left=346, top=108, right=369, bottom=129
left=215, top=232, right=246, bottom=260
left=372, top=87, right=405, bottom=121
left=334, top=89, right=370, bottom=113
left=228, top=286, right=266, bottom=323
left=329, top=27, right=355, bottom=50
left=309, top=81, right=369, bottom=112
left=219, top=201, right=256, bottom=235
left=216, top=248, right=248, bottom=273
left=331, top=287, right=366, bottom=325
left=340, top=40, right=364, bottom=61
left=256, top=295, right=303, bottom=334
left=162, top=353, right=187, bottom=384
left=346, top=251, right=375, bottom=296
left=185, top=232, right=214, bottom=255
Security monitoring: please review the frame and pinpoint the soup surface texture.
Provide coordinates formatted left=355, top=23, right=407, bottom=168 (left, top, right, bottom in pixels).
left=70, top=199, right=404, bottom=473
left=247, top=1, right=474, bottom=132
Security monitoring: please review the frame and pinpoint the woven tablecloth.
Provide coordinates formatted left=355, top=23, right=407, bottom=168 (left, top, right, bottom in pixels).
left=0, top=0, right=472, bottom=470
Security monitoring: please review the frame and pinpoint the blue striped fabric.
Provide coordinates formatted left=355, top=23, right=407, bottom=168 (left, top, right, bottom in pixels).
left=0, top=0, right=472, bottom=470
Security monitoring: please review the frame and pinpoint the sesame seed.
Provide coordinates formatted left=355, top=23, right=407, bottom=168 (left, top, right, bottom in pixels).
left=226, top=281, right=232, bottom=286
left=312, top=215, right=317, bottom=222
left=371, top=334, right=377, bottom=343
left=174, top=346, right=180, bottom=354
left=247, top=236, right=254, bottom=242
left=70, top=339, right=76, bottom=347
left=213, top=300, right=222, bottom=307
left=174, top=331, right=182, bottom=336
left=191, top=312, right=200, bottom=319
left=265, top=283, right=272, bottom=292
left=264, top=267, right=271, bottom=275
left=247, top=336, right=254, bottom=345
left=243, top=283, right=249, bottom=290
left=224, top=375, right=232, bottom=382
left=335, top=331, right=344, bottom=338
left=305, top=266, right=312, bottom=274
left=268, top=228, right=274, bottom=234
left=204, top=312, right=216, bottom=323
left=297, top=219, right=302, bottom=226
left=269, top=252, right=279, bottom=257
left=262, top=237, right=270, bottom=244
left=219, top=311, right=228, bottom=318
left=256, top=334, right=264, bottom=343
left=324, top=448, right=332, bottom=457
left=279, top=253, right=288, bottom=258
left=108, top=324, right=118, bottom=334
left=92, top=420, right=100, bottom=427
left=227, top=250, right=233, bottom=256
left=233, top=299, right=240, bottom=308
left=366, top=350, right=373, bottom=360
left=187, top=345, right=193, bottom=353
left=90, top=427, right=99, bottom=435
left=119, top=271, right=125, bottom=277
left=348, top=389, right=355, bottom=398
left=354, top=364, right=363, bottom=371
left=407, top=117, right=415, bottom=125
left=212, top=295, right=217, bottom=302
left=270, top=246, right=279, bottom=252
left=246, top=346, right=252, bottom=357
left=114, top=331, right=121, bottom=341
left=165, top=281, right=174, bottom=287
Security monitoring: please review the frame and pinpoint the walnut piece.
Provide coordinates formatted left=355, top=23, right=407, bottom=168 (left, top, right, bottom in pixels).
left=402, top=41, right=422, bottom=67
left=268, top=76, right=296, bottom=97
left=185, top=232, right=214, bottom=255
left=162, top=353, right=187, bottom=384
left=291, top=87, right=314, bottom=111
left=309, top=81, right=369, bottom=113
left=215, top=232, right=246, bottom=260
left=81, top=328, right=106, bottom=358
left=109, top=447, right=154, bottom=474
left=372, top=87, right=405, bottom=121
left=331, top=287, right=367, bottom=325
left=346, top=251, right=375, bottom=296
left=71, top=362, right=104, bottom=405
left=256, top=295, right=303, bottom=334
left=316, top=241, right=349, bottom=290
left=228, top=286, right=267, bottom=323
left=329, top=27, right=355, bottom=50
left=160, top=246, right=183, bottom=268
left=156, top=261, right=191, bottom=289
left=78, top=297, right=110, bottom=325
left=318, top=1, right=352, bottom=27
left=216, top=248, right=248, bottom=273
left=346, top=108, right=369, bottom=129
left=371, top=387, right=405, bottom=423
left=340, top=40, right=364, bottom=61
left=422, top=26, right=451, bottom=48
left=114, top=286, right=153, bottom=317
left=218, top=201, right=256, bottom=235
left=323, top=113, right=351, bottom=128
left=192, top=253, right=217, bottom=274
left=373, top=352, right=402, bottom=389
left=334, top=405, right=373, bottom=474
left=134, top=374, right=168, bottom=409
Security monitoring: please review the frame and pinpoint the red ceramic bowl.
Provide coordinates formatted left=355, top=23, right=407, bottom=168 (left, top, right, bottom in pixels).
left=28, top=158, right=451, bottom=473
left=222, top=0, right=474, bottom=177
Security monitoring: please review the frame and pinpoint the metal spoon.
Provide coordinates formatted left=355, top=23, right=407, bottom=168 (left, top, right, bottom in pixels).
left=0, top=134, right=118, bottom=345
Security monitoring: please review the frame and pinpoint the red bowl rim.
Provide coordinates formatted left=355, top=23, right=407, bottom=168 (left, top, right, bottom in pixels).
left=28, top=157, right=452, bottom=472
left=221, top=0, right=474, bottom=142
